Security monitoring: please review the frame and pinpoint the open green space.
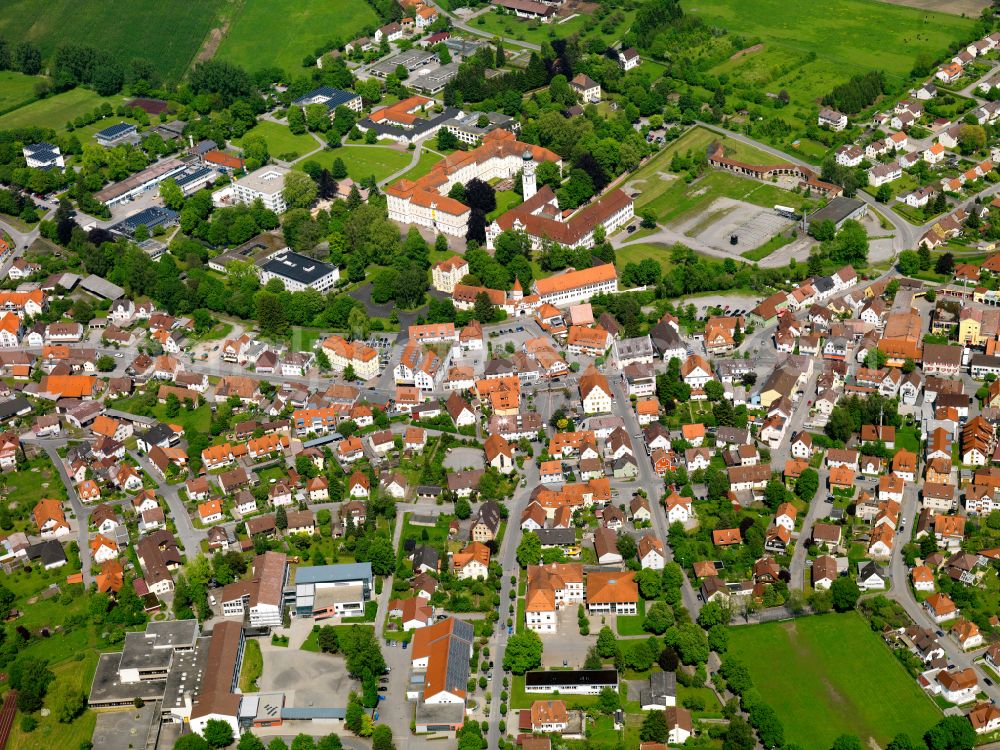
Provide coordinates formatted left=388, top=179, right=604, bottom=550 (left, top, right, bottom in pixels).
left=0, top=72, right=44, bottom=116
left=658, top=126, right=780, bottom=166
left=473, top=8, right=636, bottom=48
left=236, top=121, right=319, bottom=161
left=742, top=232, right=794, bottom=261
left=487, top=190, right=522, bottom=221
left=0, top=87, right=126, bottom=133
left=8, top=653, right=98, bottom=750
left=0, top=0, right=225, bottom=82
left=301, top=145, right=413, bottom=184
left=217, top=0, right=378, bottom=75
left=691, top=0, right=975, bottom=136
left=615, top=599, right=648, bottom=636
left=635, top=169, right=809, bottom=228
left=728, top=613, right=941, bottom=748
left=111, top=395, right=212, bottom=435
left=398, top=149, right=444, bottom=183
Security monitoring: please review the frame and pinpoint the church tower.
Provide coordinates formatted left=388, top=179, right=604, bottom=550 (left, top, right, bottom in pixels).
left=522, top=150, right=536, bottom=200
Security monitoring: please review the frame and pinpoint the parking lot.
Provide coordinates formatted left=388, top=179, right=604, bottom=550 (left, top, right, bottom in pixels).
left=258, top=639, right=354, bottom=707
left=677, top=197, right=796, bottom=256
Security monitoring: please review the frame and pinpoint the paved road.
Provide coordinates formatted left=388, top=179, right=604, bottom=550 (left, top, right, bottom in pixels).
left=28, top=440, right=93, bottom=585
left=606, top=364, right=702, bottom=616
left=485, top=459, right=538, bottom=748
left=885, top=486, right=1000, bottom=705
left=129, top=449, right=205, bottom=553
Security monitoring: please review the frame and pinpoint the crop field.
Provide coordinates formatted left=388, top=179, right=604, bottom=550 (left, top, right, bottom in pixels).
left=216, top=0, right=379, bottom=75
left=729, top=613, right=941, bottom=748
left=0, top=0, right=225, bottom=82
left=0, top=88, right=126, bottom=133
left=689, top=0, right=976, bottom=136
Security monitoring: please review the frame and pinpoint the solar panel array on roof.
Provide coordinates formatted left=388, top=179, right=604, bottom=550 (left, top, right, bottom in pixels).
left=292, top=86, right=360, bottom=111
left=96, top=122, right=137, bottom=141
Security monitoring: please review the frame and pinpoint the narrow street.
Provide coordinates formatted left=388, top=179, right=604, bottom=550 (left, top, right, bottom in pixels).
left=129, top=450, right=205, bottom=554
left=607, top=364, right=702, bottom=616
left=486, top=460, right=539, bottom=749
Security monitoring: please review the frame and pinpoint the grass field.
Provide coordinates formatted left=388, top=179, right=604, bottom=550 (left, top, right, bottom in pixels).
left=0, top=72, right=43, bottom=116
left=398, top=150, right=444, bottom=183
left=0, top=87, right=126, bottom=133
left=659, top=126, right=779, bottom=166
left=217, top=0, right=378, bottom=74
left=729, top=613, right=941, bottom=748
left=8, top=653, right=98, bottom=750
left=299, top=145, right=413, bottom=184
left=236, top=121, right=319, bottom=161
left=0, top=0, right=225, bottom=82
left=635, top=169, right=809, bottom=227
left=473, top=8, right=636, bottom=48
left=692, top=0, right=975, bottom=135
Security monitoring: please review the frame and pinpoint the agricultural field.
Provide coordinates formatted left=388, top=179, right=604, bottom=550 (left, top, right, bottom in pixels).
left=689, top=0, right=976, bottom=144
left=216, top=0, right=379, bottom=75
left=0, top=87, right=127, bottom=133
left=728, top=613, right=941, bottom=748
left=0, top=0, right=225, bottom=82
left=298, top=145, right=414, bottom=184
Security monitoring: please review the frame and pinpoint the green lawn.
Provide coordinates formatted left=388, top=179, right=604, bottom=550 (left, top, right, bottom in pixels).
left=656, top=126, right=782, bottom=168
left=239, top=638, right=263, bottom=692
left=487, top=190, right=522, bottom=222
left=217, top=0, right=378, bottom=74
left=0, top=0, right=225, bottom=82
left=0, top=87, right=127, bottom=132
left=303, top=145, right=413, bottom=184
left=110, top=395, right=212, bottom=435
left=8, top=652, right=98, bottom=750
left=236, top=121, right=319, bottom=161
left=728, top=613, right=941, bottom=748
left=636, top=169, right=809, bottom=228
left=472, top=8, right=635, bottom=48
left=742, top=232, right=794, bottom=261
left=693, top=0, right=975, bottom=137
left=615, top=599, right=647, bottom=636
left=398, top=149, right=444, bottom=183
left=614, top=243, right=675, bottom=271
left=0, top=72, right=44, bottom=116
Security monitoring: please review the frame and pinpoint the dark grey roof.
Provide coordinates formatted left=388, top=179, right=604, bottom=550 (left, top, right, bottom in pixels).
left=525, top=669, right=618, bottom=688
left=535, top=528, right=576, bottom=546
left=410, top=545, right=440, bottom=569
left=292, top=86, right=360, bottom=111
left=261, top=251, right=337, bottom=285
left=476, top=501, right=501, bottom=533
left=111, top=207, right=178, bottom=237
left=808, top=196, right=866, bottom=226
left=96, top=122, right=137, bottom=140
left=27, top=540, right=66, bottom=566
left=141, top=423, right=175, bottom=447
left=649, top=319, right=683, bottom=354
left=0, top=396, right=31, bottom=421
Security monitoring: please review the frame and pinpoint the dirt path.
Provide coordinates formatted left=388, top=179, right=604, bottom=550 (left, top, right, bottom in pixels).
left=194, top=21, right=230, bottom=65
left=729, top=43, right=763, bottom=61
left=876, top=0, right=988, bottom=15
